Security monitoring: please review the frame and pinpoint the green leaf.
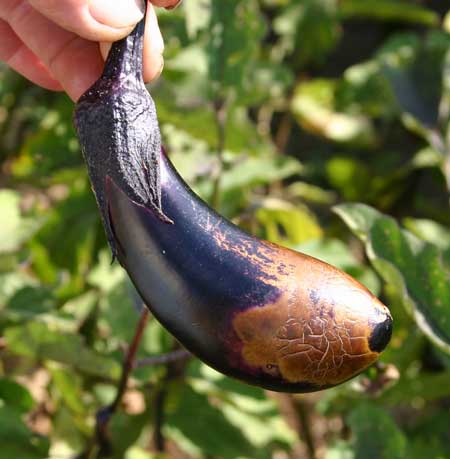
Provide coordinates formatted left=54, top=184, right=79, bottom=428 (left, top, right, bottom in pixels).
left=347, top=403, right=407, bottom=459
left=165, top=383, right=255, bottom=458
left=0, top=379, right=35, bottom=413
left=378, top=31, right=450, bottom=131
left=10, top=98, right=82, bottom=183
left=49, top=364, right=86, bottom=415
left=334, top=203, right=450, bottom=354
left=0, top=406, right=49, bottom=459
left=5, top=285, right=56, bottom=320
left=33, top=181, right=100, bottom=276
left=326, top=156, right=371, bottom=200
left=110, top=412, right=148, bottom=459
left=207, top=0, right=264, bottom=98
left=291, top=79, right=377, bottom=146
left=184, top=0, right=211, bottom=38
left=273, top=0, right=340, bottom=68
left=158, top=96, right=271, bottom=153
left=88, top=249, right=126, bottom=293
left=190, top=369, right=296, bottom=449
left=287, top=181, right=337, bottom=205
left=408, top=410, right=450, bottom=459
left=0, top=190, right=40, bottom=253
left=381, top=371, right=450, bottom=405
left=403, top=218, right=450, bottom=250
left=340, top=1, right=439, bottom=26
left=325, top=441, right=354, bottom=459
left=5, top=321, right=121, bottom=379
left=0, top=272, right=36, bottom=312
left=221, top=154, right=303, bottom=192
left=256, top=198, right=322, bottom=245
left=297, top=238, right=381, bottom=295
left=338, top=60, right=397, bottom=119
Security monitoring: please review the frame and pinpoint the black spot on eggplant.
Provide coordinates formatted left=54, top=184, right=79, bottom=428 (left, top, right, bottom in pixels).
left=73, top=10, right=392, bottom=392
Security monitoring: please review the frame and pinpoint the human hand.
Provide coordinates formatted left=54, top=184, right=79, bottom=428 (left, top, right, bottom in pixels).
left=0, top=0, right=180, bottom=101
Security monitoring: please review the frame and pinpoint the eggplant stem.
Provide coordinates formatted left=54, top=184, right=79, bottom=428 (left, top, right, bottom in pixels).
left=101, top=4, right=147, bottom=83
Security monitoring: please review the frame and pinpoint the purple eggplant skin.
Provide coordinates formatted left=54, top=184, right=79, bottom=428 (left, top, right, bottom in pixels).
left=74, top=14, right=392, bottom=392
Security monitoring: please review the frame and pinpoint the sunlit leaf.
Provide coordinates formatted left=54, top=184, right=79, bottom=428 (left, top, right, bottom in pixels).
left=378, top=31, right=450, bottom=131
left=184, top=0, right=211, bottom=38
left=165, top=383, right=255, bottom=458
left=340, top=1, right=439, bottom=26
left=0, top=406, right=49, bottom=459
left=335, top=203, right=450, bottom=354
left=221, top=154, right=303, bottom=192
left=256, top=198, right=322, bottom=245
left=291, top=79, right=377, bottom=146
left=5, top=321, right=121, bottom=379
left=273, top=0, right=340, bottom=67
left=49, top=364, right=86, bottom=415
left=0, top=190, right=40, bottom=253
left=207, top=0, right=265, bottom=98
left=0, top=378, right=35, bottom=413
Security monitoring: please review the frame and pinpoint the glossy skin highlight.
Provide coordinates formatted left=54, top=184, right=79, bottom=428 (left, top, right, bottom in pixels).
left=75, top=13, right=393, bottom=393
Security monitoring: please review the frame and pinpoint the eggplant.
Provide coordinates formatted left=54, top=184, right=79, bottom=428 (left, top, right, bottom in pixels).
left=74, top=13, right=392, bottom=393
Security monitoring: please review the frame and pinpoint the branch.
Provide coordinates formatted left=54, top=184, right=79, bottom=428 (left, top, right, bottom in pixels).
left=269, top=393, right=316, bottom=459
left=150, top=343, right=191, bottom=453
left=135, top=349, right=191, bottom=368
left=110, top=308, right=150, bottom=412
left=82, top=307, right=150, bottom=458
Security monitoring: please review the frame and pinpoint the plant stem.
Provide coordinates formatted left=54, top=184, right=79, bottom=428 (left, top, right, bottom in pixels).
left=150, top=343, right=191, bottom=453
left=152, top=382, right=167, bottom=452
left=269, top=393, right=316, bottom=459
left=274, top=112, right=293, bottom=154
left=295, top=397, right=316, bottom=459
left=110, top=307, right=150, bottom=412
left=135, top=349, right=191, bottom=368
left=84, top=307, right=150, bottom=458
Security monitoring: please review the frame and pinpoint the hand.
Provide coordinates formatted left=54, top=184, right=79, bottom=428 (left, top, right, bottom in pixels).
left=0, top=0, right=180, bottom=101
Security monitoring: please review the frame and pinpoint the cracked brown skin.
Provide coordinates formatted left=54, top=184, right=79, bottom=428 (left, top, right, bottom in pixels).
left=231, top=244, right=389, bottom=387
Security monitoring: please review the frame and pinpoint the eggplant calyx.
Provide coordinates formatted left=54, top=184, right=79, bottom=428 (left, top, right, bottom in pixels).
left=74, top=11, right=171, bottom=255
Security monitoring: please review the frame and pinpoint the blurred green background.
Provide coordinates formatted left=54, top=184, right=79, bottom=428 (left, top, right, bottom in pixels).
left=1, top=0, right=450, bottom=458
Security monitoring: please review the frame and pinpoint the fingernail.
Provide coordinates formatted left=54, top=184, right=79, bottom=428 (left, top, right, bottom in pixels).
left=90, top=0, right=145, bottom=29
left=99, top=42, right=112, bottom=61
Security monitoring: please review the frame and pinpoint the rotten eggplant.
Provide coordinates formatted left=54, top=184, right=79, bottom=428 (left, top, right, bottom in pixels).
left=74, top=13, right=392, bottom=393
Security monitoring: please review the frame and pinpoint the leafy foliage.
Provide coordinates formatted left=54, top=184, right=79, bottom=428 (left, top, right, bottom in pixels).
left=1, top=1, right=450, bottom=459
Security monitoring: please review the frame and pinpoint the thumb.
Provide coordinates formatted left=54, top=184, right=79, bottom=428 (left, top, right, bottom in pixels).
left=28, top=0, right=146, bottom=42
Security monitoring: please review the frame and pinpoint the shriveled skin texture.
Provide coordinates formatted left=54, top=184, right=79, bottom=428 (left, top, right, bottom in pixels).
left=74, top=16, right=170, bottom=255
left=74, top=11, right=393, bottom=392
